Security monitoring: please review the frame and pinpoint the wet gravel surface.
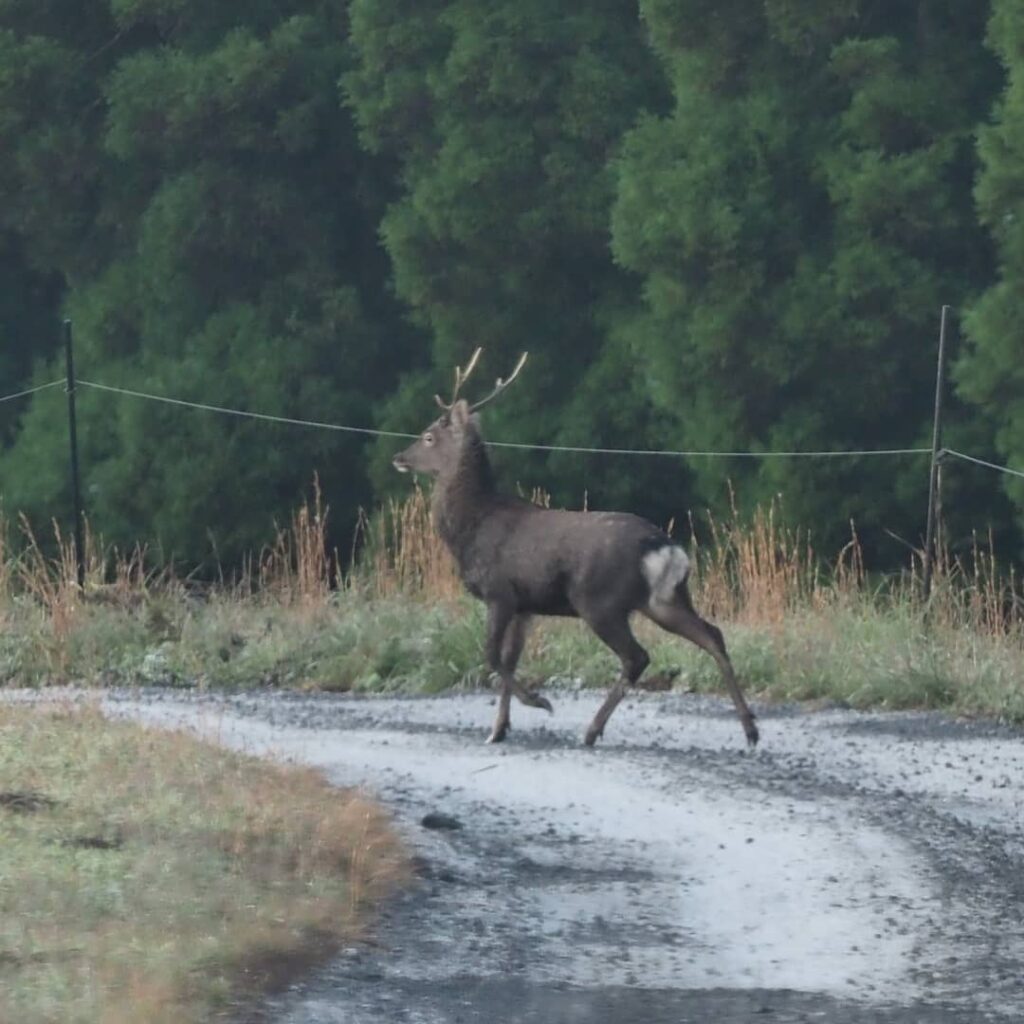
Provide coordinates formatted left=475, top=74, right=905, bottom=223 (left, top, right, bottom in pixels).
left=97, top=688, right=1024, bottom=1023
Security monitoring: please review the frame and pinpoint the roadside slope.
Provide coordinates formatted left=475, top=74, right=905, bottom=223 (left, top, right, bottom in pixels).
left=0, top=699, right=406, bottom=1024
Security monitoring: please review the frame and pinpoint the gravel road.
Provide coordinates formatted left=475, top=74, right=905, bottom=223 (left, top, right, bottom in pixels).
left=100, top=687, right=1023, bottom=1024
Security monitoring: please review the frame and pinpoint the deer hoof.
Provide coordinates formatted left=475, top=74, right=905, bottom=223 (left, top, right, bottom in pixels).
left=583, top=726, right=602, bottom=747
left=533, top=695, right=554, bottom=714
left=744, top=718, right=760, bottom=748
left=486, top=728, right=508, bottom=745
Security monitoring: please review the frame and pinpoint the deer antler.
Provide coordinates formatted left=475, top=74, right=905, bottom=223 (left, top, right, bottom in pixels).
left=435, top=347, right=483, bottom=412
left=469, top=351, right=528, bottom=412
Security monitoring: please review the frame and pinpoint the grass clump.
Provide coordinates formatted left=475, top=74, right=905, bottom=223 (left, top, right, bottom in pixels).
left=0, top=699, right=407, bottom=1024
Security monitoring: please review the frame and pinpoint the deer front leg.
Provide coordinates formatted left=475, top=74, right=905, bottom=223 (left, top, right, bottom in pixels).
left=503, top=614, right=553, bottom=714
left=484, top=602, right=515, bottom=744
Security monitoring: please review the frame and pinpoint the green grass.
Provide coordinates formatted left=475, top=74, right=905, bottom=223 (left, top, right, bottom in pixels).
left=3, top=584, right=1022, bottom=724
left=0, top=700, right=407, bottom=1024
left=530, top=600, right=1024, bottom=722
left=3, top=490, right=1023, bottom=725
left=675, top=605, right=1024, bottom=721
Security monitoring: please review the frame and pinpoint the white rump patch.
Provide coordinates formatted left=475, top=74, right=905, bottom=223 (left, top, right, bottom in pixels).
left=641, top=545, right=690, bottom=605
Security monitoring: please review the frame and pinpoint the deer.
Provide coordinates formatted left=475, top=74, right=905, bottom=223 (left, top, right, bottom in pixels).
left=392, top=349, right=759, bottom=749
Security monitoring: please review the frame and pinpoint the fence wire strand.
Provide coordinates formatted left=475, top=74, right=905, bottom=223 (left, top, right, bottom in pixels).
left=0, top=379, right=65, bottom=405
left=488, top=439, right=931, bottom=458
left=75, top=378, right=931, bottom=460
left=945, top=448, right=1024, bottom=481
left=77, top=379, right=419, bottom=440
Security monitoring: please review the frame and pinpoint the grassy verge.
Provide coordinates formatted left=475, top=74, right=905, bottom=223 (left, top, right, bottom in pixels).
left=0, top=700, right=407, bottom=1024
left=1, top=488, right=1023, bottom=724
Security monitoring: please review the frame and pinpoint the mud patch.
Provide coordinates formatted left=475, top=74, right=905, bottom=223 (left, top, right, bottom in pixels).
left=0, top=790, right=57, bottom=813
left=59, top=834, right=123, bottom=851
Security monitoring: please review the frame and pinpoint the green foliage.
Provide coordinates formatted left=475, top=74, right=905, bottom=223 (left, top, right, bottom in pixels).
left=346, top=0, right=680, bottom=519
left=961, top=0, right=1024, bottom=547
left=0, top=0, right=411, bottom=567
left=0, top=233, right=62, bottom=445
left=1, top=1, right=1023, bottom=573
left=613, top=0, right=1004, bottom=559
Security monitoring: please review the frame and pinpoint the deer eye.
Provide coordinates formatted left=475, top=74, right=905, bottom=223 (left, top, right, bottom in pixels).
left=423, top=432, right=435, bottom=445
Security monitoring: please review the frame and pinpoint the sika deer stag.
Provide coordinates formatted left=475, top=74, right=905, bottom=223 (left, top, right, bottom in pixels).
left=392, top=350, right=759, bottom=748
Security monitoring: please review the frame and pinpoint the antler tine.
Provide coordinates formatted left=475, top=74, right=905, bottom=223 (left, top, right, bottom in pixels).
left=469, top=351, right=528, bottom=413
left=434, top=347, right=483, bottom=411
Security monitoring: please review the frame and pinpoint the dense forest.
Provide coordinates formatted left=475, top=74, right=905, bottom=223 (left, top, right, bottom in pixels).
left=2, top=0, right=1024, bottom=571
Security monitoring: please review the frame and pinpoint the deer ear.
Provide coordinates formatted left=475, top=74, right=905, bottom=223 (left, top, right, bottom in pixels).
left=450, top=399, right=471, bottom=431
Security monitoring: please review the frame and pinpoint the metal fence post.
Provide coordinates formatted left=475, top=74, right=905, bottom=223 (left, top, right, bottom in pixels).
left=922, top=305, right=951, bottom=603
left=64, top=319, right=86, bottom=589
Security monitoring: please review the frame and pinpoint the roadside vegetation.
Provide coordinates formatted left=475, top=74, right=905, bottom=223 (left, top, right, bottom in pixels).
left=0, top=697, right=407, bottom=1024
left=2, top=485, right=1022, bottom=725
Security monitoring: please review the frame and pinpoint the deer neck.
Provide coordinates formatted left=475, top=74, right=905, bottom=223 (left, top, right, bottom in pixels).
left=432, top=433, right=496, bottom=555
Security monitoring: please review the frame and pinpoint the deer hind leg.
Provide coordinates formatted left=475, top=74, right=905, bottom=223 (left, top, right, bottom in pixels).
left=645, top=587, right=759, bottom=747
left=582, top=615, right=650, bottom=747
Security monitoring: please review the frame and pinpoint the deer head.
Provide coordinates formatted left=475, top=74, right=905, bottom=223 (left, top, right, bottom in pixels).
left=392, top=349, right=527, bottom=477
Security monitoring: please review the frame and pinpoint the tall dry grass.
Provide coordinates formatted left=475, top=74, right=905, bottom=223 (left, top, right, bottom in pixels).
left=5, top=514, right=154, bottom=680
left=686, top=498, right=823, bottom=625
left=3, top=482, right=1023, bottom=719
left=358, top=483, right=1024, bottom=717
left=351, top=484, right=462, bottom=602
left=917, top=528, right=1021, bottom=639
left=7, top=481, right=1023, bottom=647
left=16, top=516, right=86, bottom=648
left=251, top=474, right=336, bottom=609
left=361, top=487, right=1021, bottom=637
left=0, top=509, right=13, bottom=614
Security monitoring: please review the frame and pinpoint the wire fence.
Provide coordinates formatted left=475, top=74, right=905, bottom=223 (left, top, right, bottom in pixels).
left=14, top=377, right=936, bottom=460
left=5, top=355, right=1024, bottom=599
left=3, top=376, right=1024, bottom=474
